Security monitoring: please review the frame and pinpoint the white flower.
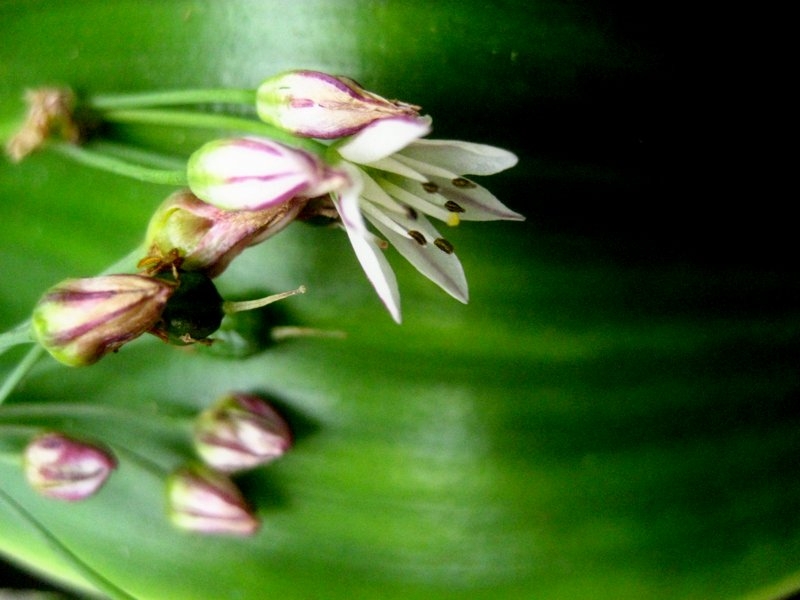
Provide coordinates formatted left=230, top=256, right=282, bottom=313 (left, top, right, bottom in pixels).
left=327, top=115, right=524, bottom=323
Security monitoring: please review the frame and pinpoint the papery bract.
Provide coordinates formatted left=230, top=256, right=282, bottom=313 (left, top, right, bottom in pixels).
left=24, top=433, right=117, bottom=501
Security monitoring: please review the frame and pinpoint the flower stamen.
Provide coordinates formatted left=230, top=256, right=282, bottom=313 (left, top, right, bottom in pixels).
left=223, top=285, right=306, bottom=314
left=452, top=177, right=477, bottom=189
left=407, top=230, right=427, bottom=246
left=444, top=200, right=465, bottom=213
left=434, top=238, right=455, bottom=254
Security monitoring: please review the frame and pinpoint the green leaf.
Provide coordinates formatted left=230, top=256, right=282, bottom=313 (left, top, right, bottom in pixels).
left=2, top=1, right=799, bottom=599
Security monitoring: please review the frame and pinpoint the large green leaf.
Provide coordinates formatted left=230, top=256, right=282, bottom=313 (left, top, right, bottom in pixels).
left=2, top=1, right=799, bottom=599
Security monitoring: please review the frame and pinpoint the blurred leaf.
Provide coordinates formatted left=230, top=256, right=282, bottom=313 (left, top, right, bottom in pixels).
left=1, top=1, right=799, bottom=599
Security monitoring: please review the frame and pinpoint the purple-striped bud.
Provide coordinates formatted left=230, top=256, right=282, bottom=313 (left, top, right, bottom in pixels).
left=256, top=70, right=421, bottom=139
left=194, top=392, right=292, bottom=473
left=166, top=464, right=260, bottom=536
left=32, top=274, right=174, bottom=366
left=187, top=137, right=348, bottom=211
left=143, top=189, right=306, bottom=278
left=23, top=433, right=117, bottom=501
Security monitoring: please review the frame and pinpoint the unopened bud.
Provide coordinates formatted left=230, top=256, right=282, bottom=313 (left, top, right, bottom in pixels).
left=166, top=464, right=259, bottom=536
left=32, top=275, right=174, bottom=366
left=142, top=189, right=305, bottom=278
left=23, top=433, right=117, bottom=501
left=187, top=137, right=347, bottom=211
left=256, top=70, right=421, bottom=139
left=194, top=392, right=292, bottom=473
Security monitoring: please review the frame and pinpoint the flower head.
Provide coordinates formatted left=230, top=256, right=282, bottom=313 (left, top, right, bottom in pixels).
left=166, top=464, right=259, bottom=536
left=323, top=116, right=523, bottom=322
left=256, top=69, right=422, bottom=139
left=187, top=137, right=347, bottom=211
left=143, top=189, right=304, bottom=278
left=24, top=433, right=117, bottom=501
left=193, top=392, right=292, bottom=473
left=32, top=274, right=174, bottom=366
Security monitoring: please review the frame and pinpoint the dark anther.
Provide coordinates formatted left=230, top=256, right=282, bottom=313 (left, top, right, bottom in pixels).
left=407, top=230, right=427, bottom=246
left=452, top=177, right=476, bottom=189
left=444, top=200, right=465, bottom=213
left=406, top=206, right=418, bottom=220
left=422, top=182, right=439, bottom=193
left=434, top=238, right=455, bottom=254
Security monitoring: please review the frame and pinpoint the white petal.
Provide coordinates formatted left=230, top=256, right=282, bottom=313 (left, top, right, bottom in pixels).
left=398, top=139, right=518, bottom=176
left=359, top=170, right=408, bottom=215
left=364, top=206, right=468, bottom=304
left=198, top=177, right=309, bottom=211
left=426, top=175, right=525, bottom=222
left=335, top=116, right=431, bottom=165
left=374, top=177, right=453, bottom=223
left=365, top=156, right=428, bottom=182
left=332, top=172, right=402, bottom=322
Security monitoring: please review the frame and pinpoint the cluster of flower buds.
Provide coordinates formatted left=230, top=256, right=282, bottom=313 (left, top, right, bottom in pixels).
left=15, top=70, right=521, bottom=534
left=21, top=391, right=292, bottom=536
left=29, top=69, right=521, bottom=367
left=167, top=392, right=293, bottom=535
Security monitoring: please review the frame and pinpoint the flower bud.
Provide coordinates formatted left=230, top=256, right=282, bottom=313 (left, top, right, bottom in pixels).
left=166, top=464, right=259, bottom=536
left=23, top=433, right=117, bottom=501
left=187, top=137, right=347, bottom=211
left=256, top=70, right=421, bottom=139
left=32, top=275, right=175, bottom=366
left=142, top=189, right=305, bottom=278
left=194, top=392, right=292, bottom=473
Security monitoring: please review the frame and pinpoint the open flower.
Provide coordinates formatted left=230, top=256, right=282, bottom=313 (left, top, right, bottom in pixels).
left=256, top=69, right=422, bottom=139
left=323, top=116, right=524, bottom=322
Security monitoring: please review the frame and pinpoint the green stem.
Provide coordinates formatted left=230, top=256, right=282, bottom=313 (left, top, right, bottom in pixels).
left=90, top=88, right=257, bottom=110
left=101, top=108, right=327, bottom=154
left=0, top=402, right=194, bottom=428
left=48, top=142, right=187, bottom=185
left=0, top=323, right=34, bottom=356
left=0, top=344, right=43, bottom=406
left=0, top=487, right=139, bottom=600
